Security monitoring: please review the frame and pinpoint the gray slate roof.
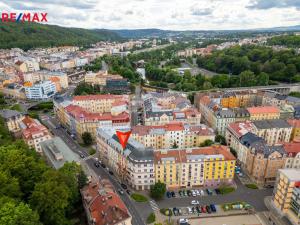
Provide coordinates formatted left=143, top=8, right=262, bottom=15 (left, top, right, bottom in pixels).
left=253, top=119, right=291, bottom=129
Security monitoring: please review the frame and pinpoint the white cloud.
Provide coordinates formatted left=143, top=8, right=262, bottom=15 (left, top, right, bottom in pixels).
left=1, top=0, right=300, bottom=30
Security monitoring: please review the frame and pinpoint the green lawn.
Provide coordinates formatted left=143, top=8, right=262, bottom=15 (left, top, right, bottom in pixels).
left=131, top=193, right=148, bottom=202
left=219, top=186, right=235, bottom=194
left=146, top=212, right=155, bottom=224
left=245, top=183, right=258, bottom=189
left=159, top=208, right=172, bottom=216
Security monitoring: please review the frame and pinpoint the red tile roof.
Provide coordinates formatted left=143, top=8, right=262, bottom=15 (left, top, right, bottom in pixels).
left=283, top=142, right=300, bottom=157
left=21, top=116, right=50, bottom=139
left=227, top=121, right=253, bottom=138
left=73, top=94, right=126, bottom=101
left=154, top=145, right=235, bottom=163
left=247, top=106, right=279, bottom=114
left=287, top=119, right=300, bottom=128
left=65, top=104, right=129, bottom=122
left=81, top=180, right=131, bottom=225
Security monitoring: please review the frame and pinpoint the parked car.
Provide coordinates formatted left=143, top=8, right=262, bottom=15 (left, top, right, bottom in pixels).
left=171, top=191, right=175, bottom=197
left=121, top=183, right=128, bottom=189
left=201, top=206, right=207, bottom=213
left=196, top=206, right=202, bottom=213
left=192, top=190, right=196, bottom=197
left=200, top=189, right=205, bottom=196
left=126, top=190, right=131, bottom=195
left=100, top=163, right=106, bottom=168
left=210, top=204, right=217, bottom=212
left=179, top=190, right=182, bottom=196
left=178, top=218, right=189, bottom=225
left=118, top=189, right=124, bottom=195
left=94, top=162, right=100, bottom=168
left=215, top=189, right=221, bottom=195
left=195, top=190, right=200, bottom=196
left=173, top=207, right=178, bottom=216
left=108, top=170, right=114, bottom=176
left=166, top=191, right=172, bottom=198
left=206, top=189, right=213, bottom=195
left=191, top=200, right=199, bottom=205
left=187, top=207, right=192, bottom=214
left=206, top=205, right=211, bottom=214
left=80, top=154, right=85, bottom=158
left=187, top=190, right=192, bottom=196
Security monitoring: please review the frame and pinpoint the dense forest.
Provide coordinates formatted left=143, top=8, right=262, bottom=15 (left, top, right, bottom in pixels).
left=0, top=22, right=122, bottom=50
left=268, top=35, right=300, bottom=48
left=196, top=45, right=300, bottom=83
left=0, top=118, right=88, bottom=225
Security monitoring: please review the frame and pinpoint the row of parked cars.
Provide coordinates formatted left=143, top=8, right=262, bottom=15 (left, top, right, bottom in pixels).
left=167, top=188, right=219, bottom=198
left=173, top=204, right=217, bottom=216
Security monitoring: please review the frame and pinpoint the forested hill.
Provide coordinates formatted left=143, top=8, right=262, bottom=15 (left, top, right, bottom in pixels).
left=267, top=35, right=300, bottom=48
left=0, top=22, right=122, bottom=50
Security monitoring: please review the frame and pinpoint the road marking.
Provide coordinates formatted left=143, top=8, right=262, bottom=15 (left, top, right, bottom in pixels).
left=149, top=200, right=159, bottom=211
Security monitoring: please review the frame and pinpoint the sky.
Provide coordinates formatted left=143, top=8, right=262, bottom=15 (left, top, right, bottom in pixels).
left=0, top=0, right=300, bottom=30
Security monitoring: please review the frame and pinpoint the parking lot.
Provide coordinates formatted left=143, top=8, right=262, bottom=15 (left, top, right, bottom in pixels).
left=188, top=214, right=263, bottom=225
left=166, top=187, right=224, bottom=199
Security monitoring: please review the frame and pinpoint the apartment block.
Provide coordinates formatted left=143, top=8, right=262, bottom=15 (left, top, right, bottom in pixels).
left=97, top=127, right=155, bottom=190
left=154, top=145, right=236, bottom=189
left=131, top=122, right=215, bottom=149
left=251, top=119, right=292, bottom=145
left=247, top=106, right=280, bottom=120
left=273, top=169, right=300, bottom=225
left=20, top=116, right=52, bottom=153
left=143, top=93, right=201, bottom=126
left=81, top=179, right=132, bottom=225
left=241, top=133, right=287, bottom=185
left=0, top=109, right=25, bottom=133
left=24, top=80, right=56, bottom=100
left=288, top=119, right=300, bottom=142
left=54, top=95, right=130, bottom=138
left=72, top=94, right=129, bottom=114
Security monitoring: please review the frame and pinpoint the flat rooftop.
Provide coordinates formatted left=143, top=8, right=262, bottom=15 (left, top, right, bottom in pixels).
left=279, top=169, right=300, bottom=181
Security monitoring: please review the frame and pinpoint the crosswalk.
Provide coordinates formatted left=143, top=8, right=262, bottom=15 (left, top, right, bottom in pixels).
left=149, top=200, right=159, bottom=211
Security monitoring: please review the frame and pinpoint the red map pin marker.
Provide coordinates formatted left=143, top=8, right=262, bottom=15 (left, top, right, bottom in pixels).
left=116, top=130, right=131, bottom=149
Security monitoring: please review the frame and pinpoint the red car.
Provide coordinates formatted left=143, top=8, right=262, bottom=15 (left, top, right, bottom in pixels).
left=201, top=206, right=207, bottom=213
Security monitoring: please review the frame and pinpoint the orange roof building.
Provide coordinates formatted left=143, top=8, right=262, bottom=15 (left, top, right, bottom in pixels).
left=20, top=116, right=52, bottom=153
left=247, top=106, right=280, bottom=120
left=81, top=179, right=131, bottom=225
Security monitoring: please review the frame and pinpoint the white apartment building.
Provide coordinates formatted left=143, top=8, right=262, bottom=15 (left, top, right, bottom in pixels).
left=97, top=127, right=155, bottom=190
left=25, top=80, right=56, bottom=100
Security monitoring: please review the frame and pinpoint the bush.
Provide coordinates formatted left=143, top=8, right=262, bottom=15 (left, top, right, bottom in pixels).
left=160, top=208, right=172, bottom=216
left=222, top=201, right=248, bottom=211
left=219, top=186, right=235, bottom=195
left=89, top=148, right=96, bottom=155
left=82, top=132, right=93, bottom=146
left=147, top=213, right=155, bottom=224
left=245, top=183, right=258, bottom=189
left=30, top=102, right=53, bottom=111
left=131, top=193, right=148, bottom=202
left=150, top=181, right=166, bottom=200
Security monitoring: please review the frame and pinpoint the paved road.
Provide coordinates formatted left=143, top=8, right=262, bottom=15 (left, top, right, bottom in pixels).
left=157, top=177, right=273, bottom=212
left=41, top=116, right=89, bottom=157
left=131, top=84, right=143, bottom=126
left=42, top=114, right=149, bottom=225
left=85, top=158, right=148, bottom=225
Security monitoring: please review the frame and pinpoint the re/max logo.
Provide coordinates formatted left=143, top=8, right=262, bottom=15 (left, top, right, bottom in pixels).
left=1, top=12, right=48, bottom=22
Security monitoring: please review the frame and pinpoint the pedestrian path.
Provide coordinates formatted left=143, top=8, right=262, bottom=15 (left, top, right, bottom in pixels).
left=149, top=200, right=159, bottom=211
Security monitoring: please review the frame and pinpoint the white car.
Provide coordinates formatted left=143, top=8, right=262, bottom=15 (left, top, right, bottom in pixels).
left=192, top=191, right=196, bottom=197
left=196, top=190, right=200, bottom=196
left=179, top=218, right=189, bottom=223
left=200, top=190, right=205, bottom=196
left=187, top=207, right=193, bottom=214
left=191, top=200, right=199, bottom=205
